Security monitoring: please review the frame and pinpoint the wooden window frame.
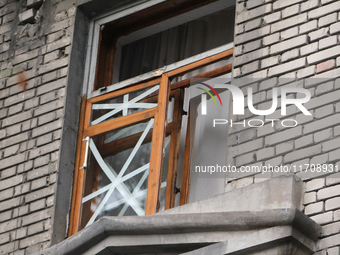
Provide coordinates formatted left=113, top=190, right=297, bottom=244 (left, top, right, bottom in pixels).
left=69, top=48, right=232, bottom=235
left=69, top=0, right=234, bottom=236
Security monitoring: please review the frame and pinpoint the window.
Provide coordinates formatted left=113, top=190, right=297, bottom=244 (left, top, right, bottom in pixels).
left=69, top=0, right=234, bottom=235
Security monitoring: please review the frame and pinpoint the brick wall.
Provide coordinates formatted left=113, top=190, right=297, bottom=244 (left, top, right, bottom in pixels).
left=1, top=0, right=340, bottom=254
left=229, top=0, right=340, bottom=254
left=0, top=0, right=77, bottom=254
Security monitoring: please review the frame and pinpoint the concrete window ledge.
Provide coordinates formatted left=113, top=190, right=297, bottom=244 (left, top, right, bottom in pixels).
left=37, top=208, right=321, bottom=255
left=39, top=176, right=321, bottom=255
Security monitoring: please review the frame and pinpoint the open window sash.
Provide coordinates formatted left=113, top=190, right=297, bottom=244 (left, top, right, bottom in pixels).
left=69, top=45, right=233, bottom=236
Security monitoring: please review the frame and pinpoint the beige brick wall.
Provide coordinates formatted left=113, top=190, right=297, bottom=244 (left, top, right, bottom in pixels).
left=230, top=0, right=340, bottom=253
left=1, top=0, right=340, bottom=254
left=0, top=0, right=76, bottom=254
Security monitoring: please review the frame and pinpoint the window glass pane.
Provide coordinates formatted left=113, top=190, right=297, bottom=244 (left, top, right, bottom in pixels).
left=80, top=121, right=171, bottom=227
left=118, top=7, right=235, bottom=81
left=102, top=97, right=174, bottom=145
left=103, top=121, right=152, bottom=145
left=91, top=85, right=159, bottom=125
left=98, top=140, right=153, bottom=217
left=174, top=74, right=232, bottom=206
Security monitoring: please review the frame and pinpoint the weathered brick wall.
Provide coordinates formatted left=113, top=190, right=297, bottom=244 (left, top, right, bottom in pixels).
left=2, top=0, right=340, bottom=254
left=229, top=0, right=340, bottom=253
left=0, top=0, right=77, bottom=254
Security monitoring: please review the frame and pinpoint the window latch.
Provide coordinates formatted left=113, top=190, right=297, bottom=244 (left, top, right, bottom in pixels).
left=99, top=87, right=107, bottom=93
left=80, top=137, right=90, bottom=169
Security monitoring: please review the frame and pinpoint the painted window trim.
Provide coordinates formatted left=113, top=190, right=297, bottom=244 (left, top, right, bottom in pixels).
left=89, top=42, right=234, bottom=99
left=82, top=0, right=167, bottom=97
left=83, top=0, right=234, bottom=98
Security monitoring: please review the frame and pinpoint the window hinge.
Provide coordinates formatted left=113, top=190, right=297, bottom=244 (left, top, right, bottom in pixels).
left=182, top=110, right=188, bottom=116
left=80, top=137, right=90, bottom=169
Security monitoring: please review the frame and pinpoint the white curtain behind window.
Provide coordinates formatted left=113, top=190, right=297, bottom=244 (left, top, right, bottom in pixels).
left=118, top=7, right=235, bottom=81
